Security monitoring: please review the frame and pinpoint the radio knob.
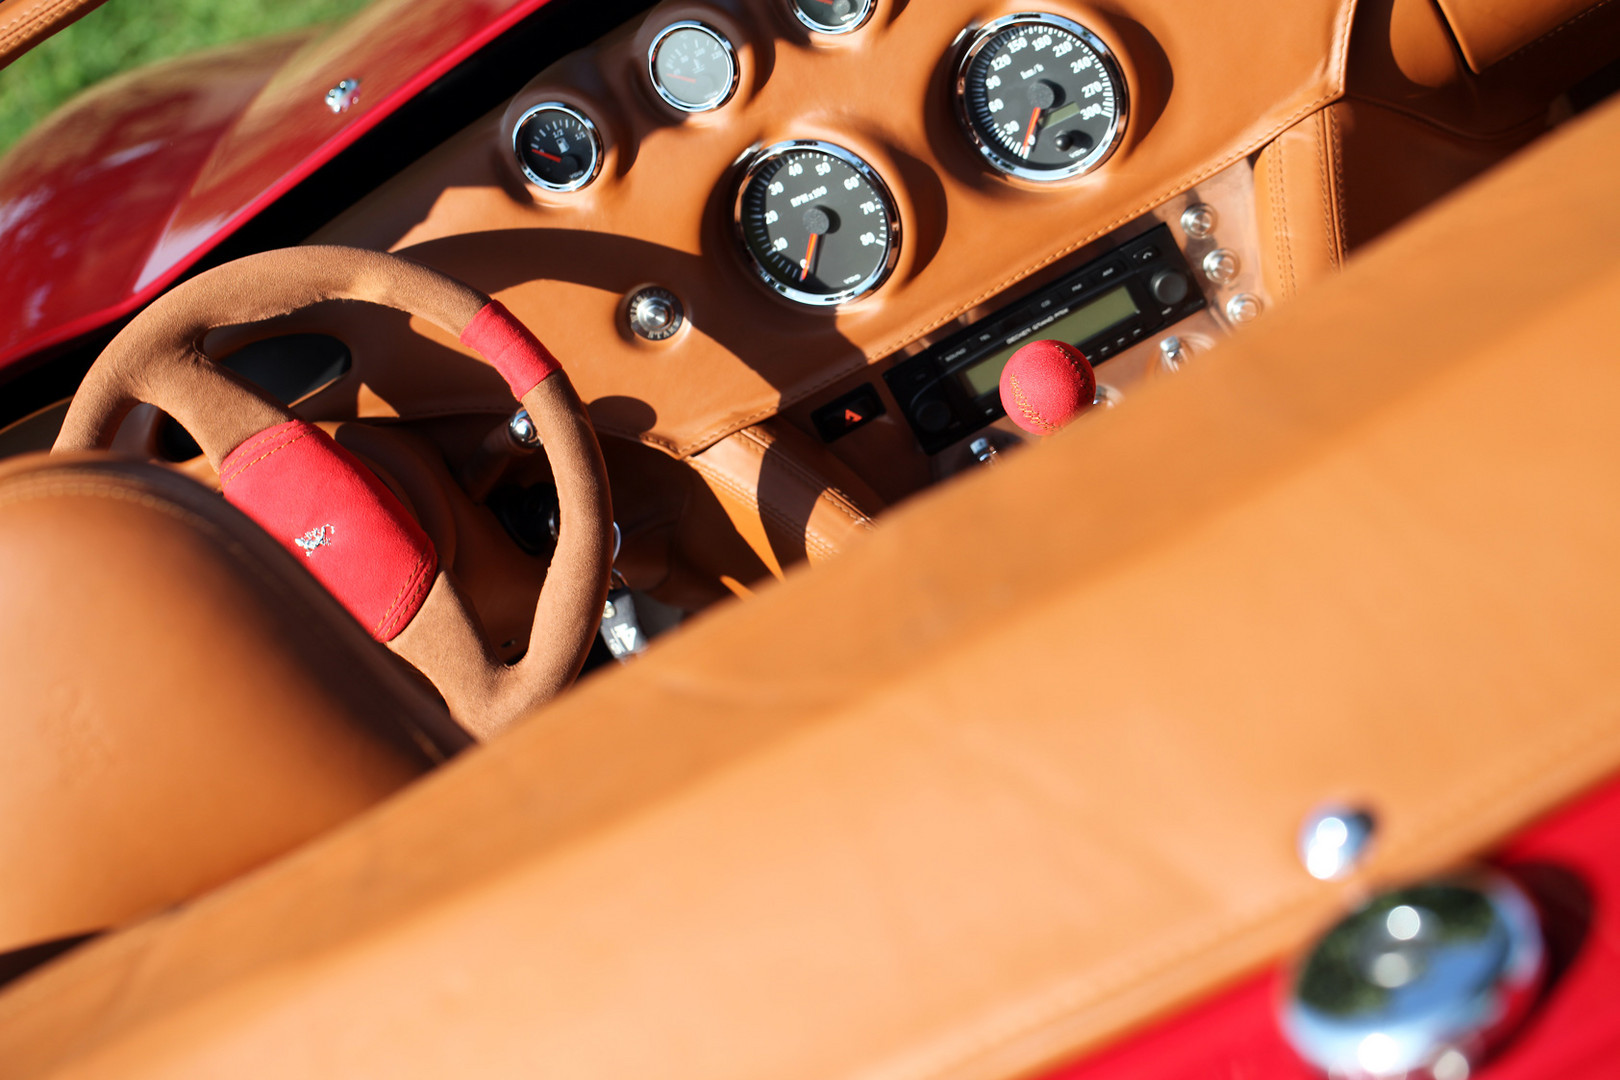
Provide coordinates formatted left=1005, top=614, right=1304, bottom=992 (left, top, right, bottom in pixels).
left=1150, top=269, right=1190, bottom=305
left=912, top=394, right=953, bottom=434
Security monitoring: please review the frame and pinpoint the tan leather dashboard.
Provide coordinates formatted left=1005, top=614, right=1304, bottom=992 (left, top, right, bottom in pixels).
left=312, top=0, right=1357, bottom=458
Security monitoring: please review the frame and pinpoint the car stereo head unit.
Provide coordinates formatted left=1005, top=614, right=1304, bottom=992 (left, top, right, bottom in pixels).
left=884, top=223, right=1206, bottom=453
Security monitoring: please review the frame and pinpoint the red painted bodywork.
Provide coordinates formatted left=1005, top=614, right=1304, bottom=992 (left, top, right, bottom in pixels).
left=1045, top=774, right=1620, bottom=1080
left=0, top=0, right=554, bottom=373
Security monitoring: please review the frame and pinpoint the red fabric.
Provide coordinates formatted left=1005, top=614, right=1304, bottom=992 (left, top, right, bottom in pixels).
left=1042, top=774, right=1620, bottom=1080
left=459, top=299, right=562, bottom=399
left=220, top=420, right=436, bottom=642
left=999, top=339, right=1097, bottom=435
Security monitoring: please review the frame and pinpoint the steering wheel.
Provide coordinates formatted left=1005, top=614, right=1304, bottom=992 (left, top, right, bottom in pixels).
left=52, top=246, right=614, bottom=739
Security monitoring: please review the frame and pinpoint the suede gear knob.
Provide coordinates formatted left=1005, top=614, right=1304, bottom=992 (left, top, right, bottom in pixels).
left=999, top=339, right=1097, bottom=435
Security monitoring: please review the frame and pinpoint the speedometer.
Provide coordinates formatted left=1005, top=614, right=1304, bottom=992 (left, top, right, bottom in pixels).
left=955, top=12, right=1128, bottom=183
left=733, top=141, right=900, bottom=308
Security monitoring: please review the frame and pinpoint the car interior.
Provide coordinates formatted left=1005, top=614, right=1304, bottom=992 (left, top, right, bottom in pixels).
left=2, top=0, right=1620, bottom=1073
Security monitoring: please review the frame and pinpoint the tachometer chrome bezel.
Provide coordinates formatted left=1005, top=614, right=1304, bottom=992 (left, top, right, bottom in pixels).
left=954, top=12, right=1129, bottom=184
left=732, top=139, right=902, bottom=309
left=511, top=102, right=603, bottom=193
left=647, top=21, right=740, bottom=114
left=787, top=0, right=876, bottom=37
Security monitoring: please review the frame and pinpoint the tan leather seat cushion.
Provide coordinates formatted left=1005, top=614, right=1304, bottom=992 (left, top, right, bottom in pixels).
left=0, top=458, right=463, bottom=955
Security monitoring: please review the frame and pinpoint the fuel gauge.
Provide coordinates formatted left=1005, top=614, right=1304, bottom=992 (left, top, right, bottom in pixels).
left=513, top=103, right=602, bottom=192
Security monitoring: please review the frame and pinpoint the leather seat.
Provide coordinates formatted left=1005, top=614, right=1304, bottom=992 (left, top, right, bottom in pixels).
left=0, top=454, right=466, bottom=959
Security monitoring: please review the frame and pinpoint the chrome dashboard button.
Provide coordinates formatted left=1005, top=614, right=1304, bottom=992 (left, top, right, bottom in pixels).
left=1202, top=247, right=1240, bottom=284
left=1300, top=805, right=1375, bottom=880
left=627, top=287, right=685, bottom=341
left=1180, top=203, right=1217, bottom=238
left=1225, top=293, right=1262, bottom=324
left=1282, top=870, right=1546, bottom=1079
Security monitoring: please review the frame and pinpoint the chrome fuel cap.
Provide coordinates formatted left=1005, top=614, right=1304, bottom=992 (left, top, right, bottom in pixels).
left=1282, top=870, right=1545, bottom=1079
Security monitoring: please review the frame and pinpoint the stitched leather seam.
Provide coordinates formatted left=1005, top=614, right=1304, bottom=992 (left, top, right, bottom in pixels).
left=877, top=700, right=1620, bottom=1080
left=665, top=0, right=1361, bottom=459
left=0, top=0, right=79, bottom=50
left=1270, top=132, right=1296, bottom=299
left=1312, top=111, right=1337, bottom=273
left=735, top=427, right=876, bottom=528
left=1324, top=107, right=1346, bottom=264
left=1493, top=0, right=1615, bottom=67
left=219, top=427, right=312, bottom=488
left=690, top=459, right=839, bottom=561
left=372, top=546, right=436, bottom=640
left=219, top=423, right=299, bottom=479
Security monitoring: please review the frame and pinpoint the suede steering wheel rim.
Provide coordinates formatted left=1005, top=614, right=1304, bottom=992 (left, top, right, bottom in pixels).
left=52, top=246, right=614, bottom=740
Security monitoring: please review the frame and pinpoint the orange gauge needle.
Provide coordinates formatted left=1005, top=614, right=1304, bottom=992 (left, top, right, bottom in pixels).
left=1020, top=106, right=1044, bottom=155
left=800, top=232, right=821, bottom=281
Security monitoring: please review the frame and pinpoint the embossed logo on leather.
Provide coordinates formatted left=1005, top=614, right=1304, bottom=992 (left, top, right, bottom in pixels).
left=295, top=524, right=336, bottom=556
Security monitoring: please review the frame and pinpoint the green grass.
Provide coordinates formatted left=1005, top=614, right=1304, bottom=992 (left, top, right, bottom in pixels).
left=0, top=0, right=373, bottom=156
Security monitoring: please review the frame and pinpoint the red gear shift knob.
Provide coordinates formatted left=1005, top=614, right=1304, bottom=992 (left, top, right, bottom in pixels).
left=998, top=339, right=1097, bottom=435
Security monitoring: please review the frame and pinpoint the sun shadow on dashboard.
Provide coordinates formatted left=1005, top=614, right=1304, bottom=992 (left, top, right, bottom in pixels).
left=397, top=227, right=868, bottom=395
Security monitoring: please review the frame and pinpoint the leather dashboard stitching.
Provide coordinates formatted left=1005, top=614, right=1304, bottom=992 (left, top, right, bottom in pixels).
left=689, top=456, right=840, bottom=561
left=1269, top=129, right=1296, bottom=300
left=664, top=0, right=1362, bottom=459
left=735, top=427, right=876, bottom=529
left=1493, top=0, right=1615, bottom=68
left=1322, top=107, right=1345, bottom=266
left=1312, top=110, right=1336, bottom=273
left=0, top=0, right=81, bottom=51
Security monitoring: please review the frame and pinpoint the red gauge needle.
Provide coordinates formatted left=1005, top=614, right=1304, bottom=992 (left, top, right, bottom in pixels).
left=531, top=148, right=562, bottom=162
left=670, top=73, right=698, bottom=82
left=1020, top=106, right=1044, bottom=155
left=800, top=232, right=821, bottom=282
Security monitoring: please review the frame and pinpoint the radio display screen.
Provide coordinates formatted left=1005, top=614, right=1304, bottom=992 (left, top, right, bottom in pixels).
left=957, top=286, right=1139, bottom=397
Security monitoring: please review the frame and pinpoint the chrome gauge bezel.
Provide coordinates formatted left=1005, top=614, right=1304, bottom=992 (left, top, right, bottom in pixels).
left=732, top=140, right=902, bottom=309
left=647, top=21, right=739, bottom=114
left=954, top=12, right=1129, bottom=184
left=787, top=0, right=876, bottom=36
left=511, top=102, right=603, bottom=193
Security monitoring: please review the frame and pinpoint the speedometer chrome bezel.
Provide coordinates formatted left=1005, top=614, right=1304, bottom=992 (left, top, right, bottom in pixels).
left=647, top=21, right=740, bottom=114
left=787, top=0, right=876, bottom=36
left=732, top=139, right=902, bottom=309
left=511, top=102, right=603, bottom=193
left=954, top=12, right=1129, bottom=184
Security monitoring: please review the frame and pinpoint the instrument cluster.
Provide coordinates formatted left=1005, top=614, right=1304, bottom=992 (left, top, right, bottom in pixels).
left=501, top=2, right=1132, bottom=312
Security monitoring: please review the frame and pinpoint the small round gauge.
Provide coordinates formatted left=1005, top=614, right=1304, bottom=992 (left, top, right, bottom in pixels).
left=513, top=103, right=602, bottom=192
left=648, top=22, right=738, bottom=113
left=955, top=12, right=1128, bottom=182
left=788, top=0, right=875, bottom=35
left=734, top=141, right=900, bottom=308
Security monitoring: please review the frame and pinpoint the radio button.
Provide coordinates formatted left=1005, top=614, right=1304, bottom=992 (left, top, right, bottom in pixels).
left=912, top=394, right=954, bottom=434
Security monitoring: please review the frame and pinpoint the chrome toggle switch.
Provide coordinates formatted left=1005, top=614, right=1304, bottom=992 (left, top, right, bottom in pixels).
left=1282, top=870, right=1546, bottom=1079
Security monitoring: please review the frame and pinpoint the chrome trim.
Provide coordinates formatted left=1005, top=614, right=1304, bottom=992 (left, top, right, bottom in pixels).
left=325, top=79, right=361, bottom=113
left=511, top=103, right=603, bottom=193
left=647, top=22, right=739, bottom=114
left=953, top=12, right=1129, bottom=184
left=1299, top=806, right=1374, bottom=880
left=731, top=140, right=902, bottom=309
left=1282, top=869, right=1546, bottom=1078
left=788, top=0, right=875, bottom=36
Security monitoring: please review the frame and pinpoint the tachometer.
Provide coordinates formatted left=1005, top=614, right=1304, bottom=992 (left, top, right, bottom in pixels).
left=734, top=141, right=900, bottom=308
left=788, top=0, right=875, bottom=35
left=955, top=12, right=1128, bottom=182
left=512, top=103, right=602, bottom=192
